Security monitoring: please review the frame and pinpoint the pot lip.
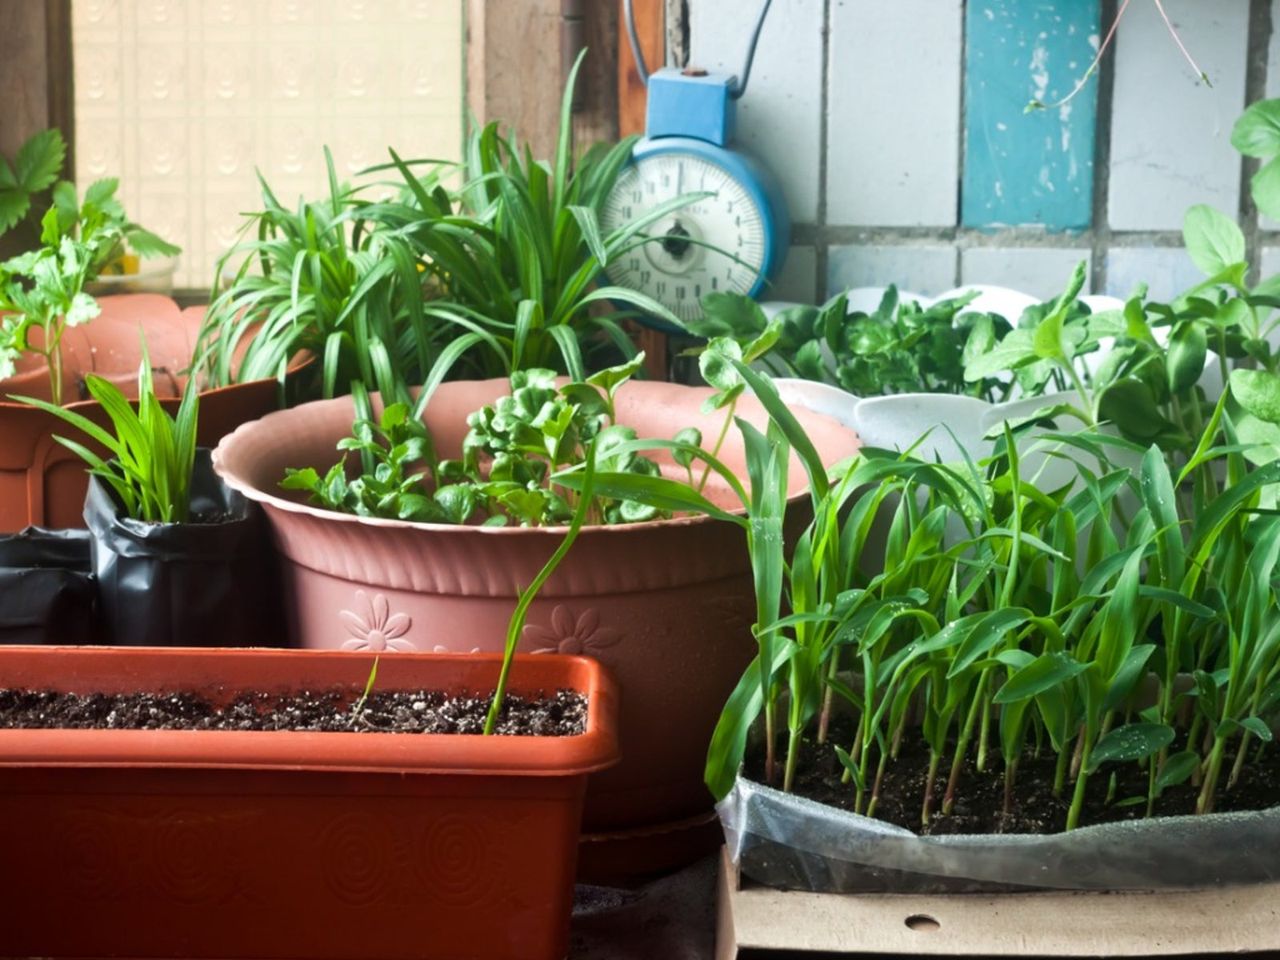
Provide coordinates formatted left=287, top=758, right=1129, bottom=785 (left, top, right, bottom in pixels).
left=0, top=647, right=620, bottom=778
left=0, top=372, right=281, bottom=414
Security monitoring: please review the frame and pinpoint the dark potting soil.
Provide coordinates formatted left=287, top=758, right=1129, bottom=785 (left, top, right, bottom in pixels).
left=747, top=715, right=1280, bottom=836
left=0, top=687, right=587, bottom=736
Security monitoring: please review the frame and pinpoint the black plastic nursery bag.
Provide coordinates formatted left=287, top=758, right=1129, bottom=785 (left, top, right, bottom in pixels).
left=0, top=527, right=97, bottom=645
left=85, top=448, right=284, bottom=647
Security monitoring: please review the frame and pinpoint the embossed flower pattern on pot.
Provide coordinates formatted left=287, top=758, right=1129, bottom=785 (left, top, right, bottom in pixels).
left=339, top=591, right=415, bottom=652
left=525, top=606, right=622, bottom=656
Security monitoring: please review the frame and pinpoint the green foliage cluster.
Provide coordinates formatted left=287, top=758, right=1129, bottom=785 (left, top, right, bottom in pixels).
left=689, top=286, right=1019, bottom=403
left=197, top=51, right=691, bottom=404
left=577, top=354, right=1280, bottom=831
left=281, top=356, right=671, bottom=528
left=0, top=175, right=180, bottom=403
left=13, top=346, right=199, bottom=523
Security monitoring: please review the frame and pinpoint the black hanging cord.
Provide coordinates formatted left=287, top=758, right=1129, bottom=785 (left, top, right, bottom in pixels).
left=624, top=0, right=773, bottom=100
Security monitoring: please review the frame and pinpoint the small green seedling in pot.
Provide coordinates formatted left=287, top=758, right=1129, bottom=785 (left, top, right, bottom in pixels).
left=484, top=439, right=598, bottom=735
left=12, top=342, right=199, bottom=523
left=283, top=354, right=678, bottom=528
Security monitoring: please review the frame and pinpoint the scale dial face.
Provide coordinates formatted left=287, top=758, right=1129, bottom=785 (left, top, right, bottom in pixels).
left=601, top=151, right=767, bottom=326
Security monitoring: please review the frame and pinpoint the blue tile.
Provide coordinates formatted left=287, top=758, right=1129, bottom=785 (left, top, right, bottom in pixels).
left=962, top=0, right=1101, bottom=230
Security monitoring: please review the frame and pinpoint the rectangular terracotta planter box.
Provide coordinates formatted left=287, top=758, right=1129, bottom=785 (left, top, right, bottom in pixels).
left=715, top=848, right=1280, bottom=959
left=0, top=646, right=619, bottom=960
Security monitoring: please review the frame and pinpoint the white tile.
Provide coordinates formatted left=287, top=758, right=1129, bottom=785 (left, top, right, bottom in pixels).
left=827, top=244, right=958, bottom=297
left=1108, top=0, right=1250, bottom=231
left=960, top=247, right=1092, bottom=300
left=763, top=244, right=817, bottom=305
left=689, top=0, right=823, bottom=223
left=1105, top=246, right=1203, bottom=300
left=827, top=0, right=962, bottom=227
left=1260, top=246, right=1280, bottom=280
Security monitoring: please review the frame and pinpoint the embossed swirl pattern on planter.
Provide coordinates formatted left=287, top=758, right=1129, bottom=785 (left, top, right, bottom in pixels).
left=526, top=606, right=623, bottom=656
left=418, top=814, right=502, bottom=908
left=339, top=590, right=415, bottom=652
left=320, top=812, right=392, bottom=906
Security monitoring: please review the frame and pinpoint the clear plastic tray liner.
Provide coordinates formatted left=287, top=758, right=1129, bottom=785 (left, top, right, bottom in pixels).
left=718, top=776, right=1280, bottom=893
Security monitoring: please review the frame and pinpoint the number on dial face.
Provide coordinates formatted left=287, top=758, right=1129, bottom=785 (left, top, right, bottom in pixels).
left=601, top=152, right=766, bottom=324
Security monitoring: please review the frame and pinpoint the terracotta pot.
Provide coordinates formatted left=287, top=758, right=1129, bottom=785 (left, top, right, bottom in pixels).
left=0, top=646, right=618, bottom=960
left=0, top=294, right=290, bottom=532
left=213, top=379, right=861, bottom=871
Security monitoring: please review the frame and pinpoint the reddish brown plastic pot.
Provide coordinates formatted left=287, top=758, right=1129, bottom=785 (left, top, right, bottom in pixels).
left=213, top=379, right=861, bottom=876
left=0, top=646, right=618, bottom=960
left=0, top=294, right=289, bottom=532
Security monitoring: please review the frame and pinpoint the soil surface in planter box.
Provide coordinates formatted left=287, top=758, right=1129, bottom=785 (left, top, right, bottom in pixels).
left=0, top=687, right=587, bottom=736
left=751, top=716, right=1280, bottom=835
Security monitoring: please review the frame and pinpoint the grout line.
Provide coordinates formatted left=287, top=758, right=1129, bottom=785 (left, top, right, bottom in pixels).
left=1242, top=0, right=1273, bottom=283
left=1090, top=0, right=1119, bottom=295
left=953, top=0, right=968, bottom=289
left=813, top=0, right=833, bottom=300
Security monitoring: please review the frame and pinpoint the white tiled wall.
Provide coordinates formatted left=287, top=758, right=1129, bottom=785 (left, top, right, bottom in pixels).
left=826, top=0, right=962, bottom=228
left=1107, top=0, right=1249, bottom=232
left=73, top=0, right=464, bottom=288
left=685, top=0, right=1272, bottom=303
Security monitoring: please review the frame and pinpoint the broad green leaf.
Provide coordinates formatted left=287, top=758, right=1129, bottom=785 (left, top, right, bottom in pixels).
left=1183, top=205, right=1245, bottom=276
left=1166, top=321, right=1207, bottom=394
left=1232, top=99, right=1280, bottom=157
left=13, top=128, right=65, bottom=193
left=1156, top=751, right=1200, bottom=792
left=1230, top=368, right=1280, bottom=425
left=1097, top=379, right=1172, bottom=441
left=833, top=745, right=866, bottom=793
left=993, top=651, right=1091, bottom=705
left=1086, top=723, right=1175, bottom=773
left=1252, top=156, right=1280, bottom=221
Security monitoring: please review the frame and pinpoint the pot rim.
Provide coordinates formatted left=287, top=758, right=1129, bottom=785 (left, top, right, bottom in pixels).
left=0, top=647, right=619, bottom=777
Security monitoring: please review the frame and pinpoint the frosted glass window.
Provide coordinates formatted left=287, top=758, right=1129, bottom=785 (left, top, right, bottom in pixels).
left=72, top=0, right=465, bottom=289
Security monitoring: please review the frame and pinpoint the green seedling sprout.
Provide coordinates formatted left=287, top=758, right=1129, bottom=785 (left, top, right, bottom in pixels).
left=351, top=656, right=380, bottom=718
left=483, top=439, right=598, bottom=736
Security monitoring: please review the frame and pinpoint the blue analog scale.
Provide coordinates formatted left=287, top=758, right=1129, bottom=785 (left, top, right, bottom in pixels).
left=605, top=9, right=790, bottom=328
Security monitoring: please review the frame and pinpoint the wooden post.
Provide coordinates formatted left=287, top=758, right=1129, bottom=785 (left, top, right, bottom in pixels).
left=617, top=0, right=670, bottom=379
left=0, top=0, right=73, bottom=258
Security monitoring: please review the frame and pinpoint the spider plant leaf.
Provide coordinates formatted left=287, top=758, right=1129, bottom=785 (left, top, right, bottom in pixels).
left=568, top=204, right=608, bottom=267
left=547, top=324, right=585, bottom=381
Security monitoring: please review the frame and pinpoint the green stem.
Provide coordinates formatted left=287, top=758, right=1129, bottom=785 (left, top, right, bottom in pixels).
left=1053, top=740, right=1070, bottom=797
left=483, top=441, right=597, bottom=735
left=1196, top=735, right=1227, bottom=814
left=921, top=751, right=940, bottom=827
left=764, top=698, right=778, bottom=786
left=866, top=748, right=888, bottom=819
left=943, top=671, right=989, bottom=814
left=782, top=726, right=802, bottom=793
left=1066, top=738, right=1093, bottom=831
left=696, top=396, right=736, bottom=494
left=976, top=686, right=992, bottom=773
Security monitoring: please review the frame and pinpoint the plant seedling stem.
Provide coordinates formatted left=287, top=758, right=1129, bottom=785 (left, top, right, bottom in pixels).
left=782, top=726, right=802, bottom=792
left=976, top=688, right=992, bottom=773
left=1228, top=731, right=1252, bottom=791
left=1002, top=757, right=1018, bottom=817
left=921, top=750, right=940, bottom=826
left=1066, top=739, right=1094, bottom=830
left=943, top=671, right=989, bottom=814
left=1053, top=739, right=1070, bottom=796
left=764, top=698, right=778, bottom=785
left=867, top=749, right=888, bottom=819
left=1196, top=735, right=1227, bottom=814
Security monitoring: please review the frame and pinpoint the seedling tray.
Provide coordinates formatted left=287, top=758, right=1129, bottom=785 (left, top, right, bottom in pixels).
left=715, top=848, right=1280, bottom=959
